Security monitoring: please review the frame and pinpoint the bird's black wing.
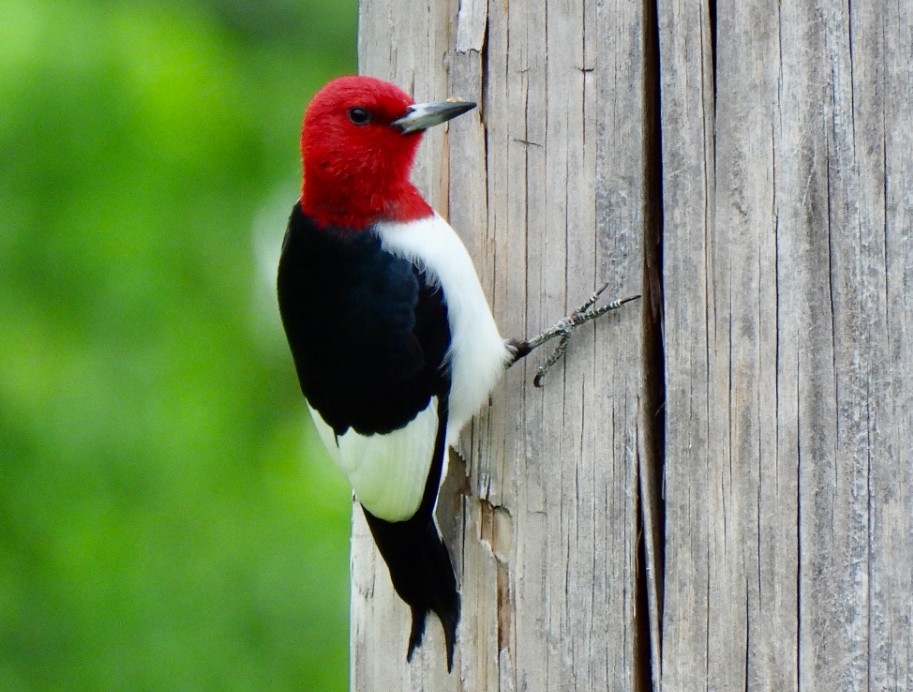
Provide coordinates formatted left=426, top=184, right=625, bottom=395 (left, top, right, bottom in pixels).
left=277, top=202, right=451, bottom=438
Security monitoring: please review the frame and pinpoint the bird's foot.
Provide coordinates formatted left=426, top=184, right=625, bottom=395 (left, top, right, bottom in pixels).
left=507, top=283, right=640, bottom=387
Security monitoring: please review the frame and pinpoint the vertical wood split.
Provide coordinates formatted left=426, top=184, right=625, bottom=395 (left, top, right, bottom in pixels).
left=638, top=0, right=667, bottom=688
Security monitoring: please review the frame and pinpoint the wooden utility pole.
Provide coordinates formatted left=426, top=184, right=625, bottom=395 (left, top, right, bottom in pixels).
left=352, top=0, right=913, bottom=689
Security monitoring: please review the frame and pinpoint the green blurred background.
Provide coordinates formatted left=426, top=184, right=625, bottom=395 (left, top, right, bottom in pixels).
left=1, top=1, right=357, bottom=689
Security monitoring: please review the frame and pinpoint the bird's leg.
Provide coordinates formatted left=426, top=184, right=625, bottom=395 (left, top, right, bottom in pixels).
left=506, top=283, right=640, bottom=387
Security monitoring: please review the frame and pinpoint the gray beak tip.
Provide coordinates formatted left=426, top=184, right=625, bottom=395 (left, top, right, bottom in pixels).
left=392, top=100, right=477, bottom=133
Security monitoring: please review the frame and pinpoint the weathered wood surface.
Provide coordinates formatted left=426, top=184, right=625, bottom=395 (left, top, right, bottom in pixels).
left=659, top=0, right=913, bottom=689
left=352, top=0, right=913, bottom=689
left=354, top=0, right=649, bottom=688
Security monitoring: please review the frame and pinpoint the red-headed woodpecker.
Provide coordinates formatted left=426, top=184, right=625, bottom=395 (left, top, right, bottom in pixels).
left=277, top=75, right=637, bottom=672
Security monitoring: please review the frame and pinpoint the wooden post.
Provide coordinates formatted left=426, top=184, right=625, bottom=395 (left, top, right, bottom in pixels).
left=660, top=0, right=913, bottom=689
left=352, top=0, right=913, bottom=689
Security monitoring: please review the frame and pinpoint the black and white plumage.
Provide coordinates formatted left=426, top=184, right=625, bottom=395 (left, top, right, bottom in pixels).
left=277, top=203, right=509, bottom=669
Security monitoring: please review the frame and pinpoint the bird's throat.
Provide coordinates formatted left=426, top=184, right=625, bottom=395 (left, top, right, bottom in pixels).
left=301, top=176, right=433, bottom=230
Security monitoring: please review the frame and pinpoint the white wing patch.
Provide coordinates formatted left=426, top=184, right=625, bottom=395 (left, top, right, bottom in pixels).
left=308, top=400, right=439, bottom=522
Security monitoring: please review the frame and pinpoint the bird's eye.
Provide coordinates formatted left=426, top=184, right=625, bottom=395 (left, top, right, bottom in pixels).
left=348, top=107, right=371, bottom=125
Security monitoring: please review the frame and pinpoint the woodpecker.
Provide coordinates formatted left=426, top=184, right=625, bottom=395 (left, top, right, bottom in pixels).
left=277, top=75, right=637, bottom=671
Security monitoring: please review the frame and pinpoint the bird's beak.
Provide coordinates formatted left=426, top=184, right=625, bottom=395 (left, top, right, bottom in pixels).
left=392, top=100, right=477, bottom=133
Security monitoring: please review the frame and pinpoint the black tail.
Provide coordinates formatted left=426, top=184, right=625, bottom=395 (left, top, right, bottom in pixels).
left=363, top=508, right=460, bottom=671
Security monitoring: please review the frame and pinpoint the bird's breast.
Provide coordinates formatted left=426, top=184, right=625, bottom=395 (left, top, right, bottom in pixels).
left=375, top=214, right=510, bottom=441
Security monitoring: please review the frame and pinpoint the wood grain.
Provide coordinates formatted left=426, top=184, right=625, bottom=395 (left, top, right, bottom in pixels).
left=658, top=0, right=913, bottom=689
left=354, top=0, right=648, bottom=688
left=351, top=0, right=913, bottom=688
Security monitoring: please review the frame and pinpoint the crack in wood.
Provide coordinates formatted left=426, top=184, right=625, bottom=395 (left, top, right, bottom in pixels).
left=638, top=0, right=667, bottom=688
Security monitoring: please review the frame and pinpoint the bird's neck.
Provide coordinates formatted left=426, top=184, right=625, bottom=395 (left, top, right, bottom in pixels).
left=301, top=173, right=433, bottom=230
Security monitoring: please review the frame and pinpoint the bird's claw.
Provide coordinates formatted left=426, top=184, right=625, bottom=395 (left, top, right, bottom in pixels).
left=532, top=332, right=572, bottom=387
left=514, top=283, right=641, bottom=387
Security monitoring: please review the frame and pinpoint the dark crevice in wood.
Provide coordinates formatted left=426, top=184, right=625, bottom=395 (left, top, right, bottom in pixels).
left=480, top=15, right=491, bottom=247
left=479, top=13, right=491, bottom=123
left=708, top=0, right=718, bottom=112
left=640, top=0, right=667, bottom=687
left=634, top=470, right=652, bottom=692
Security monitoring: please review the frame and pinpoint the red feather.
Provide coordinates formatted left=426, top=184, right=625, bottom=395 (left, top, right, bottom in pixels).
left=299, top=76, right=433, bottom=229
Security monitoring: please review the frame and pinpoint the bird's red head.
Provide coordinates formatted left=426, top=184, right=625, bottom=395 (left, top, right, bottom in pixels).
left=299, top=75, right=475, bottom=229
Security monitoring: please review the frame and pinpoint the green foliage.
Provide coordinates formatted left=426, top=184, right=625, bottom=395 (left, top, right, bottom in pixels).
left=0, top=1, right=356, bottom=689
